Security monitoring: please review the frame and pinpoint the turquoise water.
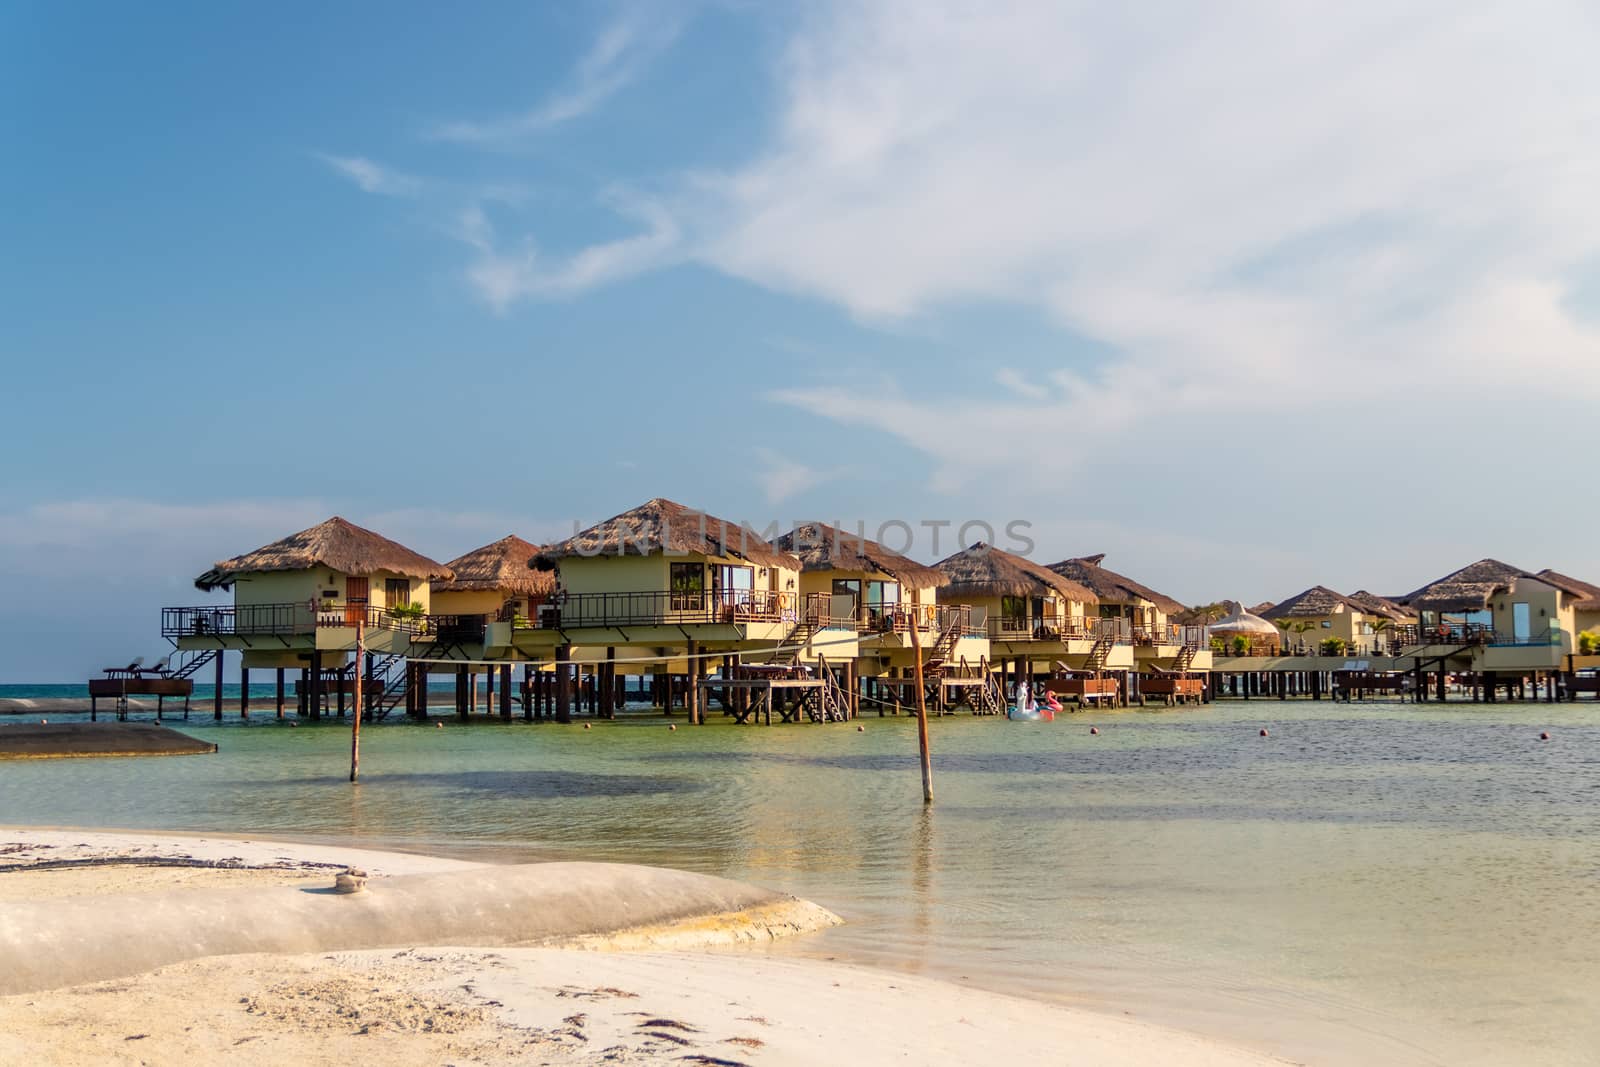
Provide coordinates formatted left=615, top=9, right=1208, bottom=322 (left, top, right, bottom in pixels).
left=2, top=702, right=1597, bottom=1064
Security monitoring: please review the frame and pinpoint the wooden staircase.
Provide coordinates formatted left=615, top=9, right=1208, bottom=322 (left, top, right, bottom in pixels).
left=168, top=649, right=219, bottom=681
left=1085, top=635, right=1113, bottom=672
left=367, top=651, right=411, bottom=721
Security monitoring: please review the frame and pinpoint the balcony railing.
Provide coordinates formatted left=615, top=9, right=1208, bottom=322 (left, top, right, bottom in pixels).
left=1393, top=623, right=1496, bottom=647
left=936, top=603, right=985, bottom=637
left=860, top=603, right=939, bottom=635
left=161, top=601, right=420, bottom=639
left=513, top=588, right=800, bottom=630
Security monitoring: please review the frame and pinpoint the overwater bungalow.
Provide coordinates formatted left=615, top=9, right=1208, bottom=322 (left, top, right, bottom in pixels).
left=429, top=535, right=551, bottom=651
left=775, top=522, right=958, bottom=711
left=521, top=499, right=840, bottom=723
left=1047, top=555, right=1185, bottom=640
left=1047, top=554, right=1210, bottom=698
left=1262, top=585, right=1411, bottom=657
left=935, top=543, right=1113, bottom=706
left=1394, top=559, right=1591, bottom=700
left=167, top=516, right=453, bottom=718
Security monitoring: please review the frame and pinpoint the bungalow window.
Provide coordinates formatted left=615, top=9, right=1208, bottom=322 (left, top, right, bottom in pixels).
left=670, top=562, right=705, bottom=611
left=866, top=580, right=898, bottom=623
left=833, top=578, right=861, bottom=617
left=385, top=578, right=410, bottom=608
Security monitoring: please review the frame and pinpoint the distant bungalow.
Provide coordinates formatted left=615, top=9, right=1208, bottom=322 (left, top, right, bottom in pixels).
left=776, top=522, right=956, bottom=711
left=1046, top=554, right=1209, bottom=685
left=526, top=498, right=813, bottom=722
left=173, top=516, right=453, bottom=718
left=934, top=543, right=1108, bottom=706
left=1261, top=585, right=1412, bottom=656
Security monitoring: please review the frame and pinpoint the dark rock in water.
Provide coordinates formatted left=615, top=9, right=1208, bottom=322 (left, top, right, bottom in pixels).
left=0, top=722, right=216, bottom=760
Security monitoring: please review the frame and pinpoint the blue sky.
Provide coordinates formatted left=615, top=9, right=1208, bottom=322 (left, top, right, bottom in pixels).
left=4, top=1, right=1599, bottom=680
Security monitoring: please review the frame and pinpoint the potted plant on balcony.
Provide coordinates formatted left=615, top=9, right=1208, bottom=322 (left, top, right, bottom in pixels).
left=1319, top=637, right=1347, bottom=656
left=387, top=602, right=425, bottom=625
left=1230, top=635, right=1249, bottom=656
left=1578, top=630, right=1600, bottom=656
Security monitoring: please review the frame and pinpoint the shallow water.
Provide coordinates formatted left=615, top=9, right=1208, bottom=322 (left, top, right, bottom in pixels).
left=2, top=700, right=1596, bottom=1064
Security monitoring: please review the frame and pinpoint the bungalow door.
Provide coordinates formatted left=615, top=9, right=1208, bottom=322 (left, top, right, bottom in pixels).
left=345, top=577, right=369, bottom=625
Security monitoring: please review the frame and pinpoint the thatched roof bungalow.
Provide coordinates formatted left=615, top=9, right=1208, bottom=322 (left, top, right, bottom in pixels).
left=193, top=516, right=452, bottom=616
left=1399, top=559, right=1590, bottom=644
left=935, top=543, right=1096, bottom=637
left=432, top=535, right=552, bottom=620
left=1047, top=554, right=1185, bottom=637
left=776, top=522, right=946, bottom=634
left=1263, top=585, right=1408, bottom=653
left=533, top=498, right=802, bottom=628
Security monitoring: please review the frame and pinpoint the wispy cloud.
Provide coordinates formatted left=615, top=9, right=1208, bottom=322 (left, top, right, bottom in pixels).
left=754, top=448, right=839, bottom=505
left=721, top=1, right=1600, bottom=489
left=317, top=153, right=424, bottom=197
left=431, top=8, right=688, bottom=143
left=456, top=190, right=681, bottom=311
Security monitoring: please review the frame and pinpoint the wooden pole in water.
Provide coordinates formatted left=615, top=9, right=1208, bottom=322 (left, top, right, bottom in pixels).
left=910, top=619, right=933, bottom=804
left=350, top=620, right=363, bottom=783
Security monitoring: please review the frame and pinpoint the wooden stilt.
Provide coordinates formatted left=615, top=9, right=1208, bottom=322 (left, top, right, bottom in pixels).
left=213, top=651, right=224, bottom=721
left=275, top=667, right=285, bottom=719
left=240, top=666, right=249, bottom=719
left=556, top=646, right=572, bottom=723
left=523, top=665, right=534, bottom=721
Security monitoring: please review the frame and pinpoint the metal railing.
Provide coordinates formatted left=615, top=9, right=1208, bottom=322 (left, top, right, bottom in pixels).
left=936, top=603, right=984, bottom=637
left=161, top=602, right=420, bottom=639
left=518, top=588, right=800, bottom=630
left=860, top=603, right=940, bottom=635
left=1393, top=622, right=1496, bottom=647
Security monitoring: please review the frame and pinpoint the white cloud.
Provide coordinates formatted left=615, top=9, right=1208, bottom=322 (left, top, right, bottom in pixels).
left=317, top=154, right=423, bottom=197
left=458, top=191, right=680, bottom=311
left=754, top=449, right=837, bottom=504
left=707, top=1, right=1600, bottom=488
left=431, top=9, right=687, bottom=143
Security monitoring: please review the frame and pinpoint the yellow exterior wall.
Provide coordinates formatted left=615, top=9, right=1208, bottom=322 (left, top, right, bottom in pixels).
left=558, top=553, right=799, bottom=601
left=1490, top=578, right=1572, bottom=646
left=431, top=589, right=510, bottom=618
left=231, top=568, right=432, bottom=614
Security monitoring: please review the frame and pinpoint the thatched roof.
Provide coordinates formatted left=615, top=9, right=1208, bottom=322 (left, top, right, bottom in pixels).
left=1399, top=559, right=1589, bottom=613
left=1537, top=569, right=1600, bottom=612
left=1263, top=585, right=1361, bottom=619
left=1247, top=601, right=1277, bottom=617
left=934, top=543, right=1097, bottom=603
left=1208, top=601, right=1279, bottom=637
left=434, top=535, right=553, bottom=597
left=1046, top=554, right=1185, bottom=615
left=775, top=522, right=947, bottom=590
left=1345, top=590, right=1412, bottom=621
left=194, top=517, right=453, bottom=592
left=536, top=498, right=800, bottom=571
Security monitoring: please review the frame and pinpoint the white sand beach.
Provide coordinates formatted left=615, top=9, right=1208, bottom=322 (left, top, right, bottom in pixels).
left=0, top=827, right=1289, bottom=1066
